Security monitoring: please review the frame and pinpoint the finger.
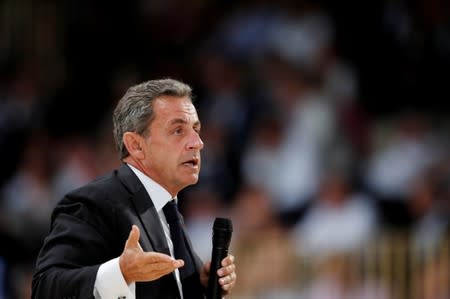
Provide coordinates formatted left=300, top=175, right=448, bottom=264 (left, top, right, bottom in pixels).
left=144, top=252, right=177, bottom=263
left=173, top=259, right=184, bottom=268
left=219, top=272, right=236, bottom=285
left=124, top=225, right=140, bottom=249
left=136, top=264, right=181, bottom=282
left=222, top=278, right=236, bottom=293
left=217, top=263, right=235, bottom=277
left=141, top=258, right=185, bottom=280
left=220, top=272, right=236, bottom=292
left=152, top=259, right=185, bottom=272
left=221, top=254, right=235, bottom=267
left=164, top=259, right=184, bottom=269
left=133, top=256, right=185, bottom=282
left=143, top=252, right=185, bottom=268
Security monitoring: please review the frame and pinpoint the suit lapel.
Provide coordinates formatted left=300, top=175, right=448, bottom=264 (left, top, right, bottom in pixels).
left=131, top=187, right=171, bottom=256
left=116, top=164, right=170, bottom=256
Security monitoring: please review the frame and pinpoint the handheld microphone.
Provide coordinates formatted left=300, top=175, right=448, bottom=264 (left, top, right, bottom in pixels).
left=207, top=217, right=233, bottom=299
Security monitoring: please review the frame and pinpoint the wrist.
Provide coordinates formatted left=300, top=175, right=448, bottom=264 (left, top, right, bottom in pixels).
left=119, top=255, right=132, bottom=285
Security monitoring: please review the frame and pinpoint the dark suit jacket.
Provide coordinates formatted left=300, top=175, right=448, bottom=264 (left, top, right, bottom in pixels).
left=32, top=164, right=205, bottom=299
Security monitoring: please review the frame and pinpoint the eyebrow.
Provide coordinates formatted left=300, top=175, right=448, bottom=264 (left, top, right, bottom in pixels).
left=169, top=118, right=201, bottom=128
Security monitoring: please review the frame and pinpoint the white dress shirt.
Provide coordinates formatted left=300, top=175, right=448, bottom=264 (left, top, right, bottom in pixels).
left=93, top=164, right=184, bottom=299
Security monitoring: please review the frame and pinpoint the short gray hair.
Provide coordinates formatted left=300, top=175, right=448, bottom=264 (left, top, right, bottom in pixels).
left=113, top=78, right=193, bottom=159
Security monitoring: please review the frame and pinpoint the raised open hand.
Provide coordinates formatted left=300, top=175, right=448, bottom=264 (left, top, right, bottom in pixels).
left=119, top=225, right=184, bottom=284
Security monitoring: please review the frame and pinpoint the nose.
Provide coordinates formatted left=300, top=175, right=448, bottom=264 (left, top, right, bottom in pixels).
left=186, top=131, right=204, bottom=150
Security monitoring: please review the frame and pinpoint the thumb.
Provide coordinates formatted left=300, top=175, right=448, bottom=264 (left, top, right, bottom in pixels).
left=124, top=224, right=140, bottom=249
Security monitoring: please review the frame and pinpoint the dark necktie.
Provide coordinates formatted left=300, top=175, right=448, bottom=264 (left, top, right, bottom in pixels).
left=163, top=200, right=200, bottom=298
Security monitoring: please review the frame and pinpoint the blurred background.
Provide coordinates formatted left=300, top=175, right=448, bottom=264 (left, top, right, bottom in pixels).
left=1, top=0, right=449, bottom=298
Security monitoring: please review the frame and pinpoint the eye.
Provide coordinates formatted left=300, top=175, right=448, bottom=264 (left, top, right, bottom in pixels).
left=174, top=127, right=184, bottom=135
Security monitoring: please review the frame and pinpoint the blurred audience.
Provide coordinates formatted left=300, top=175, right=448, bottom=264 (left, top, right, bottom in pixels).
left=51, top=136, right=100, bottom=200
left=305, top=254, right=390, bottom=299
left=365, top=112, right=438, bottom=201
left=0, top=131, right=55, bottom=253
left=291, top=170, right=378, bottom=258
left=243, top=55, right=338, bottom=227
left=364, top=111, right=443, bottom=227
left=183, top=187, right=225, bottom=262
left=229, top=184, right=299, bottom=298
left=408, top=169, right=450, bottom=254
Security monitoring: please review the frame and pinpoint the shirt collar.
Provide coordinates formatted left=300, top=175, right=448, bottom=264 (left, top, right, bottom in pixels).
left=127, top=163, right=175, bottom=212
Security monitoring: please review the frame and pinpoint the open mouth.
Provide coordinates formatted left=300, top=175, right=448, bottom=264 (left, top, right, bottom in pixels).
left=182, top=157, right=199, bottom=168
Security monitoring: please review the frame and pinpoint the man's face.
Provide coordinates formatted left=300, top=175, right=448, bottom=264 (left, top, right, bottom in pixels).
left=140, top=96, right=203, bottom=195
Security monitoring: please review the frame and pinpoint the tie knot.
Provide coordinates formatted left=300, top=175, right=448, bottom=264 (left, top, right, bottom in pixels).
left=163, top=200, right=181, bottom=224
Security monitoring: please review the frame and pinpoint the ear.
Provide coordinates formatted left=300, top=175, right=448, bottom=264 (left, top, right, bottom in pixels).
left=123, top=132, right=145, bottom=160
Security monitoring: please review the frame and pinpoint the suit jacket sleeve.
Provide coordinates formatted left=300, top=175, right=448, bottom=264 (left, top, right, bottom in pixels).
left=32, top=188, right=121, bottom=299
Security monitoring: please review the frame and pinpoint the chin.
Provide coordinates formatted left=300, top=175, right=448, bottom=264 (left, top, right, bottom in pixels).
left=186, top=175, right=199, bottom=185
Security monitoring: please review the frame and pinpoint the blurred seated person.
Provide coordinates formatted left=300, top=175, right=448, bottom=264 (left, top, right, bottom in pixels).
left=229, top=184, right=299, bottom=297
left=291, top=169, right=378, bottom=258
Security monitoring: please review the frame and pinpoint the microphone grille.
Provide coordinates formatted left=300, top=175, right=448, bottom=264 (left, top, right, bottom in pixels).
left=213, top=217, right=233, bottom=232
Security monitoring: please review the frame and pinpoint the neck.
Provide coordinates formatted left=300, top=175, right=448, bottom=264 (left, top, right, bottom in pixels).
left=123, top=157, right=178, bottom=198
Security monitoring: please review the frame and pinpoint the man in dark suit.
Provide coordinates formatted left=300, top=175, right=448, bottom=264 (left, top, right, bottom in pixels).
left=32, top=78, right=237, bottom=298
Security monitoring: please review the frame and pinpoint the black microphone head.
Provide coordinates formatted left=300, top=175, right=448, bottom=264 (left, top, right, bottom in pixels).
left=212, top=217, right=233, bottom=247
left=213, top=217, right=233, bottom=231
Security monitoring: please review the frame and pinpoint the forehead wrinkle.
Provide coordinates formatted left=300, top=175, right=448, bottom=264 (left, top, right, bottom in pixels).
left=154, top=97, right=200, bottom=128
left=167, top=112, right=201, bottom=125
left=169, top=118, right=188, bottom=126
left=169, top=118, right=200, bottom=126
